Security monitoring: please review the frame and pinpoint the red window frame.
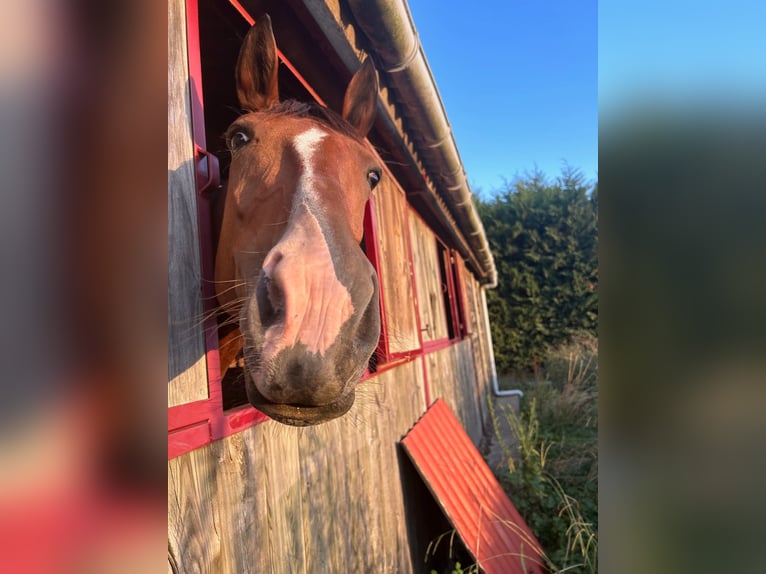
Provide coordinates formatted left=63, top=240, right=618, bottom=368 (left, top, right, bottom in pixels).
left=168, top=0, right=268, bottom=460
left=362, top=188, right=427, bottom=373
left=410, top=207, right=469, bottom=355
left=446, top=248, right=469, bottom=339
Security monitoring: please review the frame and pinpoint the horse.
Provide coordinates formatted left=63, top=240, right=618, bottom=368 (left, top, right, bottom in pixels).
left=214, top=15, right=382, bottom=426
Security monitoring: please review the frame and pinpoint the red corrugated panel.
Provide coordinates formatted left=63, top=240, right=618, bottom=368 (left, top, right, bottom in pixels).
left=401, top=399, right=548, bottom=573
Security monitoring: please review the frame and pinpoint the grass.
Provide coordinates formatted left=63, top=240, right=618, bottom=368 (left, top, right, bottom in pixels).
left=491, top=332, right=598, bottom=573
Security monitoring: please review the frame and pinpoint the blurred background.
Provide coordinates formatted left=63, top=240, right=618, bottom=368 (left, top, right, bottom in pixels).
left=599, top=0, right=766, bottom=572
left=0, top=0, right=166, bottom=571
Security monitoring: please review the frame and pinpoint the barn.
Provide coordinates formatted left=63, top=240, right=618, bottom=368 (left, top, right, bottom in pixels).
left=168, top=0, right=537, bottom=571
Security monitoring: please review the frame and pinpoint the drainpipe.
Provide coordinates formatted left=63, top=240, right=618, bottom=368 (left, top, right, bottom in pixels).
left=481, top=288, right=523, bottom=398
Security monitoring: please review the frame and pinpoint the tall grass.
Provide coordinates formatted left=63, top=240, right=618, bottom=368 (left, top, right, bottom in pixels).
left=491, top=332, right=598, bottom=573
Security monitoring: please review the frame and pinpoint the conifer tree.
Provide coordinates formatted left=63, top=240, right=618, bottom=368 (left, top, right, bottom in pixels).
left=477, top=167, right=597, bottom=374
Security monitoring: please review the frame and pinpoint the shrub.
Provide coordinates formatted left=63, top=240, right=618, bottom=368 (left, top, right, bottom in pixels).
left=477, top=168, right=598, bottom=375
left=489, top=334, right=598, bottom=573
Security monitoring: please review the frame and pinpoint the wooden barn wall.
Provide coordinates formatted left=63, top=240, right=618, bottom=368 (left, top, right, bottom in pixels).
left=168, top=358, right=427, bottom=574
left=168, top=0, right=208, bottom=407
left=454, top=257, right=471, bottom=336
left=476, top=283, right=500, bottom=431
left=407, top=208, right=449, bottom=343
left=462, top=270, right=493, bottom=424
left=477, top=287, right=497, bottom=383
left=425, top=339, right=483, bottom=444
left=372, top=181, right=419, bottom=353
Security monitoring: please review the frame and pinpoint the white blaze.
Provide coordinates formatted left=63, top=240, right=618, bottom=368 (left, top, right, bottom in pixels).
left=260, top=126, right=354, bottom=358
left=294, top=126, right=328, bottom=207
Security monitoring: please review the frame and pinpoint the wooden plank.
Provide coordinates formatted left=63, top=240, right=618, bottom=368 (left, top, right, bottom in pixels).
left=425, top=341, right=483, bottom=443
left=213, top=429, right=271, bottom=574
left=463, top=272, right=492, bottom=424
left=356, top=379, right=390, bottom=570
left=168, top=0, right=208, bottom=407
left=298, top=421, right=350, bottom=573
left=168, top=424, right=278, bottom=574
left=455, top=257, right=473, bottom=335
left=338, top=413, right=376, bottom=572
left=372, top=182, right=420, bottom=353
left=168, top=441, right=224, bottom=574
left=390, top=358, right=429, bottom=572
left=372, top=360, right=426, bottom=572
left=258, top=424, right=308, bottom=574
left=311, top=387, right=374, bottom=571
left=408, top=209, right=449, bottom=342
left=477, top=287, right=497, bottom=425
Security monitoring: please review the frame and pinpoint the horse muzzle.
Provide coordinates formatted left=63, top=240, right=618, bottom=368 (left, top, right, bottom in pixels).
left=241, top=242, right=380, bottom=426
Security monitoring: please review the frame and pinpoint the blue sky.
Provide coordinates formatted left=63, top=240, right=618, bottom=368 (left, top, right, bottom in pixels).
left=406, top=0, right=597, bottom=196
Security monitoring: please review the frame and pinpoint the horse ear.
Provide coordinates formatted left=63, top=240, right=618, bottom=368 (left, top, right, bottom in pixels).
left=342, top=58, right=378, bottom=137
left=236, top=15, right=280, bottom=111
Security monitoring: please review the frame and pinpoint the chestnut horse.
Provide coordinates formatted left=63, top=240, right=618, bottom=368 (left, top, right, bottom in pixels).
left=214, top=16, right=382, bottom=426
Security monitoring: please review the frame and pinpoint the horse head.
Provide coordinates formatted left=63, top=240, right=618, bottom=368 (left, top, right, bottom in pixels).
left=215, top=15, right=382, bottom=426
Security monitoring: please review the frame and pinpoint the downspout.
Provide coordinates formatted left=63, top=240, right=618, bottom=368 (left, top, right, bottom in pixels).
left=480, top=288, right=523, bottom=398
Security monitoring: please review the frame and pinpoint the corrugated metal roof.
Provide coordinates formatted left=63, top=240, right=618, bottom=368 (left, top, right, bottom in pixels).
left=401, top=399, right=547, bottom=574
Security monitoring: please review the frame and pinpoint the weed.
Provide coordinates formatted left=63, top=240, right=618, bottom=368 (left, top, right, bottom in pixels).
left=491, top=333, right=598, bottom=573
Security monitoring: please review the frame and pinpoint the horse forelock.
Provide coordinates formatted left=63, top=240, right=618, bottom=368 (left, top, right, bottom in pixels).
left=256, top=99, right=364, bottom=143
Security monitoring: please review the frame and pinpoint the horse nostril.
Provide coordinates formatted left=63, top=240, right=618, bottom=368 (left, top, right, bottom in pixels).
left=256, top=273, right=284, bottom=328
left=267, top=275, right=286, bottom=312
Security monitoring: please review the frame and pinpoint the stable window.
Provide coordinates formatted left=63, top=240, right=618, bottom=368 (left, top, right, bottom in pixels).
left=364, top=178, right=421, bottom=369
left=408, top=205, right=470, bottom=352
left=409, top=209, right=450, bottom=345
left=437, top=243, right=469, bottom=342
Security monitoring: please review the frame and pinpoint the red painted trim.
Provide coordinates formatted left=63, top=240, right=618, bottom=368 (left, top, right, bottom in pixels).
left=168, top=0, right=232, bottom=460
left=227, top=0, right=327, bottom=107
left=451, top=251, right=470, bottom=337
left=169, top=402, right=270, bottom=456
left=433, top=236, right=459, bottom=342
left=187, top=0, right=224, bottom=413
left=443, top=247, right=461, bottom=340
left=168, top=422, right=211, bottom=459
left=423, top=338, right=454, bottom=354
left=185, top=0, right=206, bottom=151
left=388, top=350, right=419, bottom=362
left=222, top=405, right=270, bottom=434
left=373, top=354, right=416, bottom=374
left=168, top=399, right=213, bottom=432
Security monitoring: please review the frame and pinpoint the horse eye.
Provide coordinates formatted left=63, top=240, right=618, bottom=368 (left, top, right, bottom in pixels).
left=367, top=169, right=381, bottom=189
left=229, top=131, right=250, bottom=150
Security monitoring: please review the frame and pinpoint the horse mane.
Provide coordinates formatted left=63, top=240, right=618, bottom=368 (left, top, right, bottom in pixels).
left=263, top=99, right=365, bottom=143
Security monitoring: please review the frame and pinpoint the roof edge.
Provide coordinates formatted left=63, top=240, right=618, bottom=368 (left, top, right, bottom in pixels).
left=345, top=0, right=497, bottom=286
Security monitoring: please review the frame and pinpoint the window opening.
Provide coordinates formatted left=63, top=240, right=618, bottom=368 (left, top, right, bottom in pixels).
left=437, top=242, right=456, bottom=341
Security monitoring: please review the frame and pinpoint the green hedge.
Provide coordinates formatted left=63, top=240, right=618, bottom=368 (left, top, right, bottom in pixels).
left=477, top=167, right=598, bottom=374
